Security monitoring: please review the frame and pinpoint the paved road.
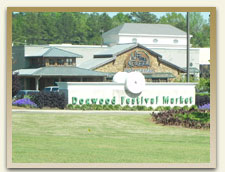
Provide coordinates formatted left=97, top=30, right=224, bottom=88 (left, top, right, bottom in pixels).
left=12, top=109, right=154, bottom=115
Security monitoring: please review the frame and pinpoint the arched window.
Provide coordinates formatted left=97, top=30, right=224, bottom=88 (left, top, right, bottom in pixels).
left=173, top=39, right=179, bottom=43
left=153, top=39, right=158, bottom=43
left=132, top=38, right=137, bottom=43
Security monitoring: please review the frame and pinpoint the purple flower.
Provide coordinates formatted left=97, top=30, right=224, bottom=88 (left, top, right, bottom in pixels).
left=199, top=103, right=210, bottom=110
left=12, top=98, right=37, bottom=108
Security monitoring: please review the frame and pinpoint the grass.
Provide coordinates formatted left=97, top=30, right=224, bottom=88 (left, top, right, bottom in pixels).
left=12, top=112, right=210, bottom=163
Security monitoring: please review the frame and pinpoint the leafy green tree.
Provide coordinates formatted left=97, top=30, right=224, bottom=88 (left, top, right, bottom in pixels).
left=130, top=12, right=159, bottom=23
left=189, top=12, right=210, bottom=47
left=159, top=12, right=186, bottom=31
left=112, top=12, right=132, bottom=27
left=12, top=12, right=210, bottom=47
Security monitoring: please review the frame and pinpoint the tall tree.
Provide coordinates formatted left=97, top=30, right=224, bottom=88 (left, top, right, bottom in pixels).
left=189, top=12, right=210, bottom=47
left=130, top=12, right=159, bottom=23
left=112, top=12, right=132, bottom=27
left=159, top=12, right=186, bottom=31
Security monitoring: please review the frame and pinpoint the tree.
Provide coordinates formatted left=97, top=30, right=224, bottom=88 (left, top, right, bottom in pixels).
left=12, top=73, right=21, bottom=97
left=189, top=12, right=210, bottom=47
left=12, top=12, right=210, bottom=47
left=112, top=12, right=132, bottom=27
left=159, top=12, right=186, bottom=31
left=130, top=12, right=159, bottom=23
left=159, top=12, right=210, bottom=47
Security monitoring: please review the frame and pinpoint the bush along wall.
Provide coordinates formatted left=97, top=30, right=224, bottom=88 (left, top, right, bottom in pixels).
left=66, top=104, right=196, bottom=111
left=151, top=107, right=210, bottom=129
left=30, top=92, right=66, bottom=109
left=195, top=94, right=210, bottom=106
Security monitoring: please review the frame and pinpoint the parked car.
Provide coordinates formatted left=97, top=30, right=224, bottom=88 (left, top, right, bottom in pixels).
left=43, top=86, right=59, bottom=92
left=13, top=90, right=40, bottom=100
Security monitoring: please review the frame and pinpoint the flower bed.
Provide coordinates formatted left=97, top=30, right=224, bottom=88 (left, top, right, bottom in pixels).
left=199, top=103, right=210, bottom=110
left=12, top=98, right=37, bottom=108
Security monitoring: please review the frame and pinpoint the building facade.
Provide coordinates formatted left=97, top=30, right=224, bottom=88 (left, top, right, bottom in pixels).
left=103, top=23, right=192, bottom=48
left=13, top=23, right=204, bottom=91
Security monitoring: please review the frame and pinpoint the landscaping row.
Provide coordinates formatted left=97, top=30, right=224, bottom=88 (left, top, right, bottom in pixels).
left=12, top=91, right=210, bottom=111
left=151, top=107, right=210, bottom=129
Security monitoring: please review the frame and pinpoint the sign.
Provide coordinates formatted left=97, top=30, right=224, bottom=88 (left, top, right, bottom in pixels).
left=57, top=82, right=197, bottom=108
left=124, top=68, right=154, bottom=73
left=71, top=96, right=193, bottom=106
left=124, top=50, right=154, bottom=73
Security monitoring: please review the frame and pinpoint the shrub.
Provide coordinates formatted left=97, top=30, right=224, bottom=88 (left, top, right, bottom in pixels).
left=73, top=105, right=81, bottom=110
left=172, top=106, right=181, bottom=110
left=67, top=104, right=74, bottom=110
left=114, top=104, right=122, bottom=110
left=196, top=94, right=210, bottom=106
left=196, top=77, right=210, bottom=93
left=30, top=91, right=66, bottom=109
left=12, top=98, right=37, bottom=108
left=189, top=105, right=198, bottom=110
left=12, top=73, right=22, bottom=97
left=122, top=105, right=131, bottom=111
left=151, top=108, right=210, bottom=129
left=155, top=106, right=166, bottom=111
left=182, top=105, right=189, bottom=111
left=147, top=106, right=154, bottom=111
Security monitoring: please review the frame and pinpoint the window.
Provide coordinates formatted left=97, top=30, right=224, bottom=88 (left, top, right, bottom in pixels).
left=153, top=39, right=158, bottom=43
left=152, top=78, right=160, bottom=82
left=49, top=59, right=55, bottom=65
left=132, top=38, right=137, bottom=43
left=173, top=39, right=179, bottom=43
left=66, top=58, right=73, bottom=65
left=57, top=59, right=64, bottom=65
left=152, top=78, right=168, bottom=82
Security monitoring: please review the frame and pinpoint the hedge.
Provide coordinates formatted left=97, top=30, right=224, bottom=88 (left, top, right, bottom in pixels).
left=30, top=92, right=66, bottom=109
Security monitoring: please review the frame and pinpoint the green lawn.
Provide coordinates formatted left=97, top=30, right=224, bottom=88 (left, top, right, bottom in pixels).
left=12, top=112, right=210, bottom=163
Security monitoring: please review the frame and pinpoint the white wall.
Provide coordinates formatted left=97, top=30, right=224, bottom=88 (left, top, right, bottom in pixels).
left=57, top=82, right=196, bottom=108
left=118, top=35, right=187, bottom=47
left=198, top=48, right=210, bottom=65
left=150, top=47, right=200, bottom=70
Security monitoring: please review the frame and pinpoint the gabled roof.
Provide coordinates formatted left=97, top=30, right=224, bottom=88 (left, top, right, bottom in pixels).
left=78, top=57, right=115, bottom=70
left=182, top=67, right=199, bottom=73
left=13, top=66, right=110, bottom=77
left=103, top=23, right=187, bottom=36
left=26, top=47, right=83, bottom=58
left=94, top=43, right=162, bottom=58
left=91, top=43, right=185, bottom=72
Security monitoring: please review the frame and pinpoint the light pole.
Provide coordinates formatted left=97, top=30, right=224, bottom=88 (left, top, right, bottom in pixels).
left=100, top=29, right=104, bottom=47
left=186, top=12, right=190, bottom=82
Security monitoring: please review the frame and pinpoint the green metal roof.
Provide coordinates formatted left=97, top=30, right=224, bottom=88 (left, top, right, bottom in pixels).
left=105, top=72, right=175, bottom=79
left=182, top=67, right=199, bottom=73
left=43, top=47, right=83, bottom=58
left=14, top=67, right=110, bottom=77
left=144, top=73, right=175, bottom=79
left=26, top=47, right=83, bottom=58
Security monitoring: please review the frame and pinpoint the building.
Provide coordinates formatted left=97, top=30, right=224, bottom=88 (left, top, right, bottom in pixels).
left=13, top=43, right=188, bottom=90
left=103, top=23, right=200, bottom=76
left=13, top=23, right=205, bottom=91
left=103, top=23, right=192, bottom=48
